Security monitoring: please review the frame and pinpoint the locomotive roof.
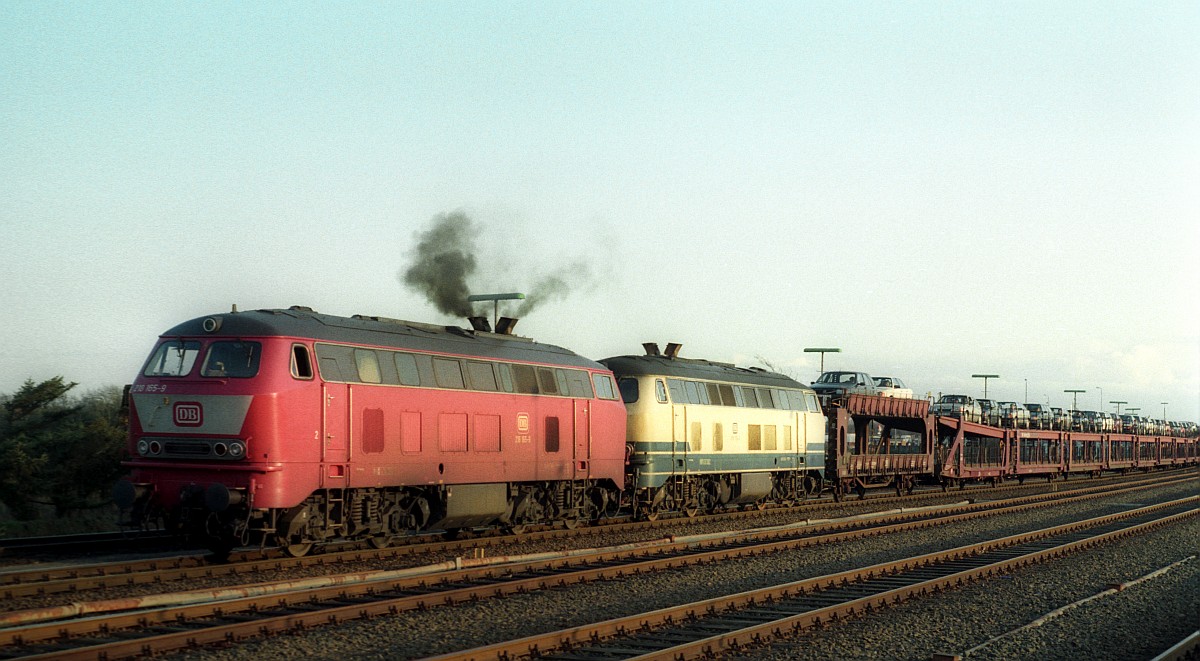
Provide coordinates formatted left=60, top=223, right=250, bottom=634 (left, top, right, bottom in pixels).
left=599, top=354, right=809, bottom=390
left=160, top=307, right=602, bottom=369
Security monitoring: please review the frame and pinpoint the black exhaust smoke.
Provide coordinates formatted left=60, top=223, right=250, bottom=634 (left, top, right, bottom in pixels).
left=401, top=211, right=478, bottom=318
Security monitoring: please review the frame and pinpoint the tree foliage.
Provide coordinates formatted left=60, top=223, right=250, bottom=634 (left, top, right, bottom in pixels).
left=0, top=378, right=128, bottom=520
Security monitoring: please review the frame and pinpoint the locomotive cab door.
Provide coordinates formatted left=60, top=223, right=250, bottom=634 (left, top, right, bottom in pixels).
left=573, top=399, right=590, bottom=479
left=321, top=382, right=351, bottom=487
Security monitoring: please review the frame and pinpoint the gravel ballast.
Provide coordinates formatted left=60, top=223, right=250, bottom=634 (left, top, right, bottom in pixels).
left=160, top=479, right=1198, bottom=661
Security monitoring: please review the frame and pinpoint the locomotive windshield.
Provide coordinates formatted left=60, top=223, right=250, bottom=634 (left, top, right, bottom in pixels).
left=201, top=341, right=262, bottom=378
left=143, top=340, right=202, bottom=377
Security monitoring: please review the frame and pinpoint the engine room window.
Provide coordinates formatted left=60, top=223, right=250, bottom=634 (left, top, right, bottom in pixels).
left=741, top=387, right=759, bottom=408
left=805, top=394, right=821, bottom=412
left=394, top=353, right=421, bottom=386
left=354, top=350, right=382, bottom=384
left=433, top=358, right=465, bottom=389
left=683, top=380, right=701, bottom=404
left=201, top=341, right=261, bottom=378
left=466, top=361, right=498, bottom=391
left=143, top=340, right=201, bottom=377
left=537, top=368, right=560, bottom=395
left=667, top=379, right=685, bottom=403
left=497, top=363, right=515, bottom=392
left=706, top=383, right=722, bottom=406
left=512, top=364, right=539, bottom=394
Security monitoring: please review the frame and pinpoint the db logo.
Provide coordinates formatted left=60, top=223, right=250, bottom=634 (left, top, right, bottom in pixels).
left=516, top=413, right=530, bottom=433
left=174, top=402, right=203, bottom=427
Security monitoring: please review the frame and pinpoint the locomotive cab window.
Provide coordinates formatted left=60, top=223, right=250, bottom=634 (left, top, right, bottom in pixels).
left=143, top=340, right=201, bottom=377
left=201, top=341, right=261, bottom=378
left=290, top=344, right=313, bottom=379
left=593, top=373, right=618, bottom=400
left=618, top=377, right=639, bottom=403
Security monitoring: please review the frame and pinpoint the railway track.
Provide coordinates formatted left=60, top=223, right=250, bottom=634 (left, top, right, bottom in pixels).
left=0, top=475, right=1192, bottom=660
left=0, top=470, right=1181, bottom=600
left=0, top=530, right=177, bottom=557
left=431, top=496, right=1199, bottom=661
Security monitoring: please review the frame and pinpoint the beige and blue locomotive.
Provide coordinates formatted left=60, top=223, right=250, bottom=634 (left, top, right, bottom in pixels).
left=601, top=345, right=826, bottom=519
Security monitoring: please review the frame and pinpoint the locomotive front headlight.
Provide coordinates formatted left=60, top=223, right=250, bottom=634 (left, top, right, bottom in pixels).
left=137, top=440, right=150, bottom=456
left=228, top=441, right=245, bottom=458
left=148, top=441, right=162, bottom=455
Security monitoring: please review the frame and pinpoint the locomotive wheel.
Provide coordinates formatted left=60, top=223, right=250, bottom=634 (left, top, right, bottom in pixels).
left=508, top=524, right=529, bottom=534
left=284, top=542, right=314, bottom=557
left=368, top=535, right=393, bottom=550
left=683, top=505, right=700, bottom=518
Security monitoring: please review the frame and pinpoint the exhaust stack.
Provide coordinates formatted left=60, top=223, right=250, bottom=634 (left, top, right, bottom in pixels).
left=496, top=317, right=519, bottom=335
left=468, top=316, right=492, bottom=333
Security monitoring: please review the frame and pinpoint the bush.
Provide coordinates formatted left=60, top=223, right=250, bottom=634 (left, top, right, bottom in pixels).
left=0, top=377, right=128, bottom=532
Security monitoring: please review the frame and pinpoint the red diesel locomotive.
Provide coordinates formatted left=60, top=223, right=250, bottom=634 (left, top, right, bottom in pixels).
left=113, top=306, right=627, bottom=556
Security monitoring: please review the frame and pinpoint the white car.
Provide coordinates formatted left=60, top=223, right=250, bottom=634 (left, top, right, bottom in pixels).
left=872, top=376, right=913, bottom=399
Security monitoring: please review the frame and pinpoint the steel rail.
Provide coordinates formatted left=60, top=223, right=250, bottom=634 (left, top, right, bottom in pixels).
left=0, top=470, right=1183, bottom=600
left=0, top=479, right=1192, bottom=659
left=428, top=497, right=1199, bottom=661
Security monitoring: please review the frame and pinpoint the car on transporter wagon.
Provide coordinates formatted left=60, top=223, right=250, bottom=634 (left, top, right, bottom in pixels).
left=977, top=399, right=1001, bottom=427
left=1023, top=403, right=1053, bottom=430
left=997, top=401, right=1031, bottom=428
left=810, top=371, right=881, bottom=402
left=872, top=376, right=914, bottom=399
left=930, top=394, right=982, bottom=423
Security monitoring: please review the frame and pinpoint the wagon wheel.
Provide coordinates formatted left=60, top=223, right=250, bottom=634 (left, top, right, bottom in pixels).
left=683, top=505, right=700, bottom=518
left=283, top=542, right=314, bottom=557
left=508, top=524, right=529, bottom=535
left=562, top=518, right=582, bottom=530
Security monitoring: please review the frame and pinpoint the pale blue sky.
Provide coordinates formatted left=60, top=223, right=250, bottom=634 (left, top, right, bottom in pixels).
left=2, top=2, right=1197, bottom=419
